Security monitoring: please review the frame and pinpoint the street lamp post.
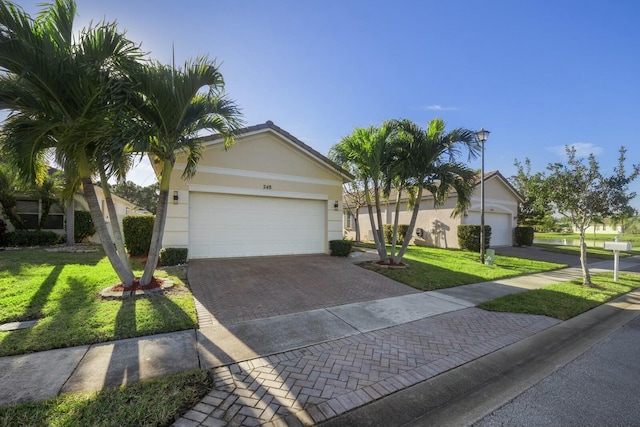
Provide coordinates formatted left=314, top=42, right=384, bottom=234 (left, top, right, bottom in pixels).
left=476, top=128, right=490, bottom=264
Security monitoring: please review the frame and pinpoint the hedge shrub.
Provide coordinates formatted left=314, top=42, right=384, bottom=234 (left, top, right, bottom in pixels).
left=457, top=224, right=492, bottom=252
left=514, top=226, right=535, bottom=247
left=160, top=248, right=189, bottom=266
left=329, top=240, right=352, bottom=257
left=122, top=215, right=154, bottom=256
left=0, top=218, right=6, bottom=246
left=74, top=210, right=96, bottom=243
left=3, top=230, right=62, bottom=247
left=383, top=224, right=410, bottom=244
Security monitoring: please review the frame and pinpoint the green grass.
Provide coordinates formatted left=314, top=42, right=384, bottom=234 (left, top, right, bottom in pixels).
left=358, top=245, right=565, bottom=291
left=535, top=244, right=636, bottom=259
left=0, top=369, right=212, bottom=427
left=478, top=272, right=639, bottom=320
left=535, top=231, right=640, bottom=243
left=0, top=248, right=197, bottom=357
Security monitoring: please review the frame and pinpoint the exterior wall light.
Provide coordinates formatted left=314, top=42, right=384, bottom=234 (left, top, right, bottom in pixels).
left=173, top=190, right=179, bottom=204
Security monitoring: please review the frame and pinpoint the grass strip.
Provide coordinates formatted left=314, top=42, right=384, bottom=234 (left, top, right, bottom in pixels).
left=0, top=369, right=212, bottom=427
left=358, top=245, right=565, bottom=291
left=535, top=244, right=635, bottom=259
left=478, top=272, right=639, bottom=320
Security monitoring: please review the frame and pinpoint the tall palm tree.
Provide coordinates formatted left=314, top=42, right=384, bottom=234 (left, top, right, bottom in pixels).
left=389, top=118, right=479, bottom=264
left=131, top=59, right=243, bottom=286
left=329, top=125, right=395, bottom=261
left=0, top=0, right=142, bottom=285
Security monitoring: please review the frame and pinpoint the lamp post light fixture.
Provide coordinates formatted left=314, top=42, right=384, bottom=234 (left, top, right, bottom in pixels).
left=475, top=128, right=490, bottom=264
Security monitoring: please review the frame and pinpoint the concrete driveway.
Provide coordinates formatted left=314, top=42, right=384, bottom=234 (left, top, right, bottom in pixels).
left=188, top=254, right=418, bottom=327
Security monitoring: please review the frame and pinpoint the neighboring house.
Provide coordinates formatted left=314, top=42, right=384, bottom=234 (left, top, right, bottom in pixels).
left=1, top=184, right=137, bottom=243
left=573, top=219, right=623, bottom=235
left=344, top=171, right=523, bottom=248
left=162, top=121, right=353, bottom=259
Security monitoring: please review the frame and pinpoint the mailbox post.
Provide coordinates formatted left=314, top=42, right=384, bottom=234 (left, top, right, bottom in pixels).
left=603, top=241, right=632, bottom=281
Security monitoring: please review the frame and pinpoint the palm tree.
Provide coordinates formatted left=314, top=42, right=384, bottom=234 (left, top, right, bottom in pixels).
left=0, top=0, right=142, bottom=286
left=329, top=125, right=395, bottom=261
left=389, top=118, right=479, bottom=264
left=130, top=59, right=243, bottom=286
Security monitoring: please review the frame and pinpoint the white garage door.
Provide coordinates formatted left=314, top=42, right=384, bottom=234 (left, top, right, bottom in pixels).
left=466, top=212, right=512, bottom=246
left=189, top=192, right=326, bottom=259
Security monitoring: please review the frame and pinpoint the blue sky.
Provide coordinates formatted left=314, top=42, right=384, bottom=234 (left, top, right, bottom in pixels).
left=18, top=0, right=640, bottom=207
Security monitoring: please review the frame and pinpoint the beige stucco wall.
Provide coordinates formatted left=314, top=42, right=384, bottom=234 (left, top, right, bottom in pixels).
left=163, top=129, right=346, bottom=254
left=345, top=175, right=520, bottom=248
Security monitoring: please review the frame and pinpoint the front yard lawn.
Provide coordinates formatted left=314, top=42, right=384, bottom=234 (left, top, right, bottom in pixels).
left=359, top=245, right=565, bottom=291
left=0, top=247, right=197, bottom=357
left=478, top=272, right=639, bottom=320
left=0, top=369, right=212, bottom=427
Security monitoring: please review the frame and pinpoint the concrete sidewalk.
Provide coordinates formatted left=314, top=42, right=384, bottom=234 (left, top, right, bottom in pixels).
left=0, top=257, right=638, bottom=426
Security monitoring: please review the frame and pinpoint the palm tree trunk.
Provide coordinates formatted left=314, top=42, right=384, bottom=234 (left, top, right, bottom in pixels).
left=390, top=189, right=402, bottom=259
left=65, top=199, right=74, bottom=245
left=99, top=169, right=129, bottom=268
left=365, top=183, right=387, bottom=261
left=140, top=164, right=170, bottom=286
left=393, top=186, right=424, bottom=264
left=81, top=176, right=135, bottom=286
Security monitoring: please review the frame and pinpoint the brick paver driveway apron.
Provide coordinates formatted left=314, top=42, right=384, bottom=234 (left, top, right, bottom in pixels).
left=188, top=254, right=419, bottom=326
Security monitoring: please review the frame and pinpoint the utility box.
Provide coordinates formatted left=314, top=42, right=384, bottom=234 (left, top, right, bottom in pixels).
left=485, top=249, right=495, bottom=265
left=604, top=241, right=632, bottom=251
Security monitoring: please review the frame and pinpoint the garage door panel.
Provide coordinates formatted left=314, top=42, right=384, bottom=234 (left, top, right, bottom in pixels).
left=466, top=212, right=511, bottom=246
left=189, top=192, right=326, bottom=258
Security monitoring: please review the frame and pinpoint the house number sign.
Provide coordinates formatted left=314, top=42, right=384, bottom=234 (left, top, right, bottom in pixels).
left=263, top=185, right=272, bottom=190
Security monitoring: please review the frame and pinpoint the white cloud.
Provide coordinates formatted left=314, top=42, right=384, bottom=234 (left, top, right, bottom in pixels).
left=546, top=142, right=603, bottom=158
left=423, top=105, right=457, bottom=111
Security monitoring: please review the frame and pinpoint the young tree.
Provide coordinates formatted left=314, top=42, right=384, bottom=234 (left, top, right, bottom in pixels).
left=544, top=146, right=639, bottom=286
left=608, top=147, right=640, bottom=233
left=510, top=158, right=550, bottom=228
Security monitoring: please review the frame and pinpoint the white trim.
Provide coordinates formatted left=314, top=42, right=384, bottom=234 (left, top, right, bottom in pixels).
left=468, top=203, right=514, bottom=214
left=175, top=163, right=341, bottom=187
left=188, top=184, right=329, bottom=201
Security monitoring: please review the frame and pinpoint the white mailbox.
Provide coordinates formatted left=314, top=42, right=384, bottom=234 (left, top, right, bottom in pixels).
left=604, top=241, right=632, bottom=251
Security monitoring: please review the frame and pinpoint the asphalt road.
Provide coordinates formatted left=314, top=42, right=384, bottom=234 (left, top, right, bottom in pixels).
left=474, top=315, right=640, bottom=427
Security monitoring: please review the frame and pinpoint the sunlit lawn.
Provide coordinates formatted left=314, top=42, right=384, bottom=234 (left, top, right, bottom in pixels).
left=0, top=247, right=197, bottom=357
left=479, top=272, right=639, bottom=320
left=358, top=245, right=566, bottom=291
left=535, top=231, right=640, bottom=244
left=0, top=369, right=212, bottom=427
left=535, top=243, right=638, bottom=259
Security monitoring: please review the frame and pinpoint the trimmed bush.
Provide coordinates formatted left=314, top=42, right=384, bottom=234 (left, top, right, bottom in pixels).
left=3, top=230, right=62, bottom=246
left=514, top=226, right=535, bottom=247
left=329, top=239, right=352, bottom=257
left=160, top=248, right=189, bottom=266
left=122, top=215, right=155, bottom=256
left=383, top=224, right=410, bottom=244
left=74, top=210, right=96, bottom=243
left=457, top=224, right=492, bottom=252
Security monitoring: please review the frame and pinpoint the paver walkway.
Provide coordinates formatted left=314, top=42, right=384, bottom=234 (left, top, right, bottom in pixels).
left=176, top=309, right=559, bottom=426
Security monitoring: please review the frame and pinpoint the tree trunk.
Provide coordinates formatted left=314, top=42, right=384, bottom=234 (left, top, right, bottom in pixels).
left=390, top=189, right=402, bottom=260
left=99, top=170, right=129, bottom=269
left=140, top=162, right=171, bottom=286
left=365, top=183, right=387, bottom=261
left=65, top=199, right=74, bottom=246
left=354, top=216, right=360, bottom=243
left=81, top=176, right=135, bottom=286
left=393, top=186, right=424, bottom=264
left=579, top=228, right=592, bottom=286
